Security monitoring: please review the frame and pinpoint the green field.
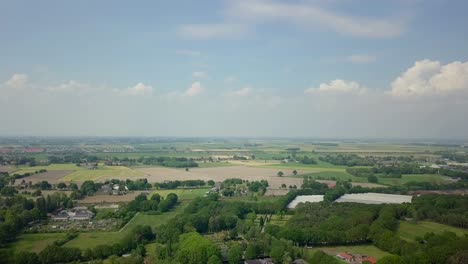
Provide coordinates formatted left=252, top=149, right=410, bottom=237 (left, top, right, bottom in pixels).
left=378, top=174, right=452, bottom=185
left=9, top=233, right=66, bottom=253
left=197, top=161, right=235, bottom=168
left=307, top=244, right=392, bottom=260
left=151, top=188, right=210, bottom=200
left=61, top=166, right=145, bottom=181
left=64, top=202, right=188, bottom=250
left=398, top=221, right=468, bottom=241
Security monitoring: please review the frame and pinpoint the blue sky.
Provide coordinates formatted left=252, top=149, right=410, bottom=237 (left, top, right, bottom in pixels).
left=1, top=0, right=468, bottom=138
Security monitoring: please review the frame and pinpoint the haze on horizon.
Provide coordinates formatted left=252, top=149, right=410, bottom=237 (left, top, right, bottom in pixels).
left=1, top=0, right=468, bottom=139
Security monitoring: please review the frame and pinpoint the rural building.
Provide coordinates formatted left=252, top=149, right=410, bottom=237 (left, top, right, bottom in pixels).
left=51, top=207, right=95, bottom=221
left=336, top=252, right=354, bottom=262
left=244, top=258, right=274, bottom=264
left=361, top=256, right=377, bottom=264
left=51, top=210, right=69, bottom=221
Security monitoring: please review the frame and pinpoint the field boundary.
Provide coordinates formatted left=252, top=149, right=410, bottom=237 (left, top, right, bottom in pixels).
left=119, top=212, right=139, bottom=233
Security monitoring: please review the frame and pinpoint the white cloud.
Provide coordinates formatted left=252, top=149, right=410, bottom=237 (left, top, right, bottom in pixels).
left=177, top=23, right=248, bottom=39
left=176, top=49, right=201, bottom=57
left=390, top=60, right=468, bottom=97
left=305, top=79, right=367, bottom=95
left=124, top=83, right=153, bottom=96
left=228, top=87, right=252, bottom=97
left=224, top=76, right=237, bottom=83
left=346, top=54, right=376, bottom=64
left=227, top=0, right=405, bottom=38
left=5, top=73, right=28, bottom=89
left=184, top=82, right=203, bottom=96
left=192, top=71, right=207, bottom=79
left=47, top=80, right=87, bottom=92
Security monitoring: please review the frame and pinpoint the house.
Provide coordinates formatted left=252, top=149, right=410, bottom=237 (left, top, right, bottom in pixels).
left=244, top=258, right=274, bottom=264
left=336, top=252, right=354, bottom=262
left=51, top=207, right=95, bottom=221
left=362, top=257, right=377, bottom=264
left=101, top=184, right=112, bottom=194
left=51, top=210, right=69, bottom=221
left=70, top=209, right=95, bottom=220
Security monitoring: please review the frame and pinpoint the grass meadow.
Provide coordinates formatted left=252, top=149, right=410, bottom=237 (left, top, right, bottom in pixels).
left=397, top=221, right=468, bottom=241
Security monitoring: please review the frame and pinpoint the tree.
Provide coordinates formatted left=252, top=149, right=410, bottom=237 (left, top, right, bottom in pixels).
left=277, top=171, right=284, bottom=177
left=14, top=251, right=40, bottom=264
left=377, top=255, right=404, bottom=264
left=245, top=243, right=259, bottom=260
left=228, top=243, right=243, bottom=264
left=368, top=175, right=378, bottom=183
left=207, top=255, right=222, bottom=264
left=449, top=250, right=468, bottom=264
left=307, top=251, right=340, bottom=264
left=207, top=180, right=215, bottom=186
left=69, top=183, right=78, bottom=190
left=57, top=182, right=67, bottom=189
left=281, top=184, right=287, bottom=189
left=293, top=170, right=298, bottom=176
left=270, top=239, right=287, bottom=264
left=176, top=232, right=220, bottom=264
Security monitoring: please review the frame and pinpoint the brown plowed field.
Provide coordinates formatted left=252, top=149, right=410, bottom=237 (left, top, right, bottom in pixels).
left=14, top=170, right=74, bottom=185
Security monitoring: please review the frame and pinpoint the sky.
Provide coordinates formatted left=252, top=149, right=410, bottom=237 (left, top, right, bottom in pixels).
left=1, top=0, right=468, bottom=139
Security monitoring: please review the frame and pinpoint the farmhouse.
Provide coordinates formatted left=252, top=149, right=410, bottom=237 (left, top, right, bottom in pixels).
left=336, top=252, right=354, bottom=262
left=51, top=207, right=95, bottom=221
left=362, top=257, right=377, bottom=264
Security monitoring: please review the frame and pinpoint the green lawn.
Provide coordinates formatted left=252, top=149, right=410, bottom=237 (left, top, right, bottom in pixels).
left=9, top=233, right=66, bottom=253
left=307, top=244, right=392, bottom=260
left=124, top=203, right=189, bottom=231
left=398, top=221, right=468, bottom=241
left=378, top=174, right=452, bottom=185
left=151, top=188, right=210, bottom=200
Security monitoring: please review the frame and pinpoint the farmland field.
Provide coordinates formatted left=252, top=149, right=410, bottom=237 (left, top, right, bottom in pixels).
left=297, top=171, right=364, bottom=182
left=136, top=166, right=305, bottom=189
left=61, top=166, right=145, bottom=182
left=378, top=174, right=452, bottom=185
left=9, top=233, right=66, bottom=253
left=14, top=170, right=74, bottom=185
left=0, top=166, right=13, bottom=172
left=397, top=221, right=468, bottom=241
left=11, top=164, right=85, bottom=173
